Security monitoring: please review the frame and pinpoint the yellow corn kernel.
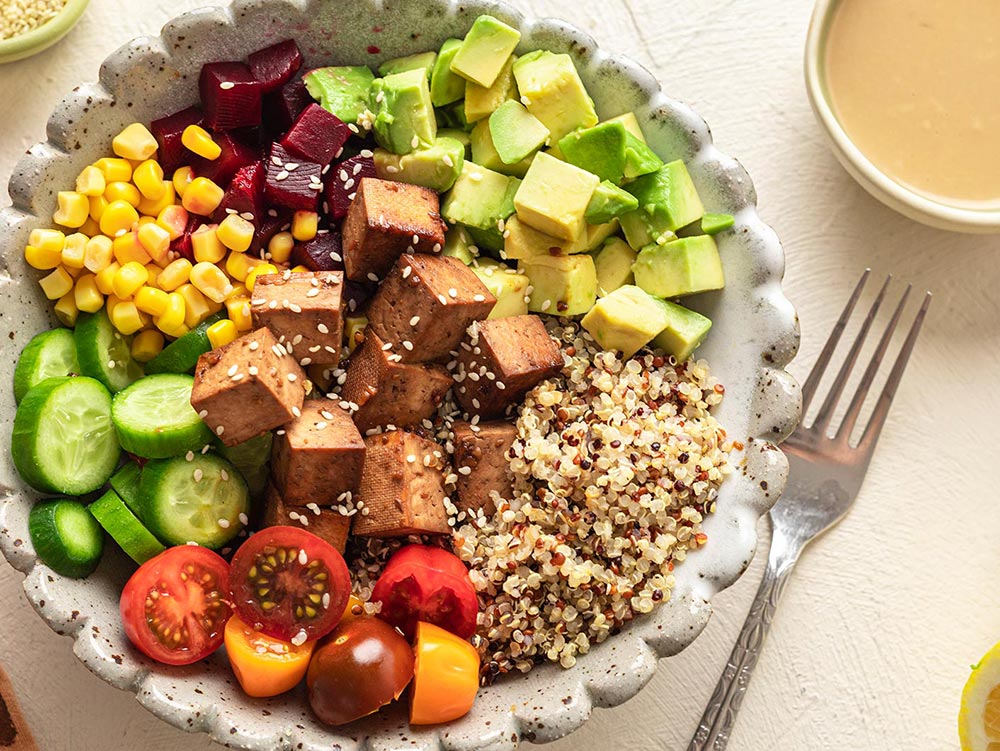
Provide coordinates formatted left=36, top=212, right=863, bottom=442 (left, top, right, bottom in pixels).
left=99, top=200, right=139, bottom=237
left=182, top=177, right=224, bottom=216
left=138, top=181, right=175, bottom=217
left=105, top=293, right=125, bottom=316
left=225, top=250, right=263, bottom=282
left=80, top=217, right=101, bottom=237
left=112, top=123, right=158, bottom=161
left=226, top=282, right=248, bottom=300
left=95, top=262, right=121, bottom=295
left=144, top=263, right=163, bottom=283
left=105, top=181, right=142, bottom=208
left=182, top=125, right=222, bottom=160
left=112, top=261, right=149, bottom=299
left=61, top=233, right=88, bottom=269
left=73, top=273, right=105, bottom=314
left=135, top=285, right=170, bottom=316
left=84, top=235, right=114, bottom=273
left=29, top=228, right=65, bottom=251
left=75, top=165, right=106, bottom=197
left=291, top=211, right=318, bottom=242
left=190, top=261, right=234, bottom=303
left=112, top=231, right=151, bottom=266
left=206, top=319, right=238, bottom=349
left=267, top=231, right=294, bottom=264
left=177, top=283, right=213, bottom=327
left=245, top=262, right=278, bottom=292
left=24, top=243, right=63, bottom=270
left=216, top=214, right=254, bottom=252
left=53, top=191, right=89, bottom=228
left=39, top=266, right=74, bottom=300
left=64, top=264, right=85, bottom=279
left=155, top=204, right=189, bottom=240
left=94, top=157, right=132, bottom=183
left=155, top=292, right=186, bottom=334
left=137, top=215, right=155, bottom=226
left=132, top=160, right=165, bottom=201
left=109, top=300, right=145, bottom=335
left=192, top=224, right=226, bottom=263
left=54, top=291, right=79, bottom=327
left=131, top=329, right=165, bottom=362
left=172, top=166, right=194, bottom=197
left=137, top=222, right=172, bottom=265
left=290, top=264, right=310, bottom=273
left=88, top=194, right=109, bottom=222
left=225, top=296, right=253, bottom=331
left=157, top=258, right=192, bottom=291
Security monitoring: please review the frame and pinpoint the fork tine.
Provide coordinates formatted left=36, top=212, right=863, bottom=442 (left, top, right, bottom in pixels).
left=810, top=275, right=891, bottom=433
left=835, top=284, right=912, bottom=442
left=800, top=269, right=870, bottom=414
left=857, top=291, right=932, bottom=452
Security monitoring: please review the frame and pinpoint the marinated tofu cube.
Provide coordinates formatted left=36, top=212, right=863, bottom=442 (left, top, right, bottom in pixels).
left=263, top=483, right=351, bottom=553
left=452, top=420, right=516, bottom=516
left=270, top=401, right=365, bottom=505
left=190, top=327, right=306, bottom=446
left=454, top=315, right=563, bottom=418
left=341, top=178, right=447, bottom=282
left=353, top=430, right=450, bottom=537
left=251, top=270, right=344, bottom=367
left=365, top=253, right=496, bottom=363
left=340, top=328, right=453, bottom=432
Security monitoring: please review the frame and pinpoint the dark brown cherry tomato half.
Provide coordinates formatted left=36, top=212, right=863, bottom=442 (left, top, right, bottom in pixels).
left=307, top=616, right=414, bottom=726
left=370, top=544, right=478, bottom=640
left=229, top=526, right=351, bottom=643
left=120, top=545, right=231, bottom=666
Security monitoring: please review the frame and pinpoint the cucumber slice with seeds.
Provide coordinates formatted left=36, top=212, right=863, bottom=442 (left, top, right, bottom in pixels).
left=109, top=462, right=144, bottom=519
left=29, top=498, right=104, bottom=578
left=13, top=328, right=80, bottom=403
left=11, top=376, right=120, bottom=495
left=89, top=489, right=165, bottom=565
left=144, top=312, right=225, bottom=375
left=75, top=310, right=143, bottom=393
left=111, top=374, right=213, bottom=458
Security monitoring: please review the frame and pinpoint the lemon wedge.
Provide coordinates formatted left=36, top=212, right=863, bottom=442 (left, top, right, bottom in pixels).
left=960, top=641, right=1000, bottom=750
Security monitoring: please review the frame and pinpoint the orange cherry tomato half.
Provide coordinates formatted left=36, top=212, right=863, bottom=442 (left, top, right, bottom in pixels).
left=224, top=614, right=315, bottom=698
left=409, top=621, right=480, bottom=725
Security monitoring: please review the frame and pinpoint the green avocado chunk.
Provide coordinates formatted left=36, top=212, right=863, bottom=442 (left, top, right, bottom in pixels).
left=558, top=121, right=628, bottom=183
left=378, top=51, right=436, bottom=79
left=623, top=132, right=664, bottom=180
left=465, top=54, right=517, bottom=122
left=470, top=120, right=534, bottom=177
left=592, top=237, right=637, bottom=296
left=442, top=161, right=519, bottom=252
left=373, top=136, right=465, bottom=192
left=514, top=151, right=600, bottom=241
left=603, top=112, right=646, bottom=141
left=437, top=101, right=474, bottom=132
left=442, top=225, right=479, bottom=265
left=370, top=68, right=438, bottom=155
left=451, top=15, right=522, bottom=88
left=512, top=50, right=598, bottom=141
left=304, top=66, right=376, bottom=124
left=489, top=100, right=549, bottom=165
left=581, top=284, right=673, bottom=359
left=431, top=39, right=466, bottom=106
left=471, top=258, right=530, bottom=318
left=621, top=160, right=705, bottom=248
left=702, top=212, right=735, bottom=234
left=653, top=301, right=713, bottom=361
left=586, top=180, right=639, bottom=224
left=520, top=253, right=597, bottom=316
left=632, top=235, right=725, bottom=298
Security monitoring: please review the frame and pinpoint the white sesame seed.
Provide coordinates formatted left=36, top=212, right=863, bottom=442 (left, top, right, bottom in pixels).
left=219, top=81, right=236, bottom=90
left=402, top=340, right=414, bottom=350
left=220, top=469, right=229, bottom=481
left=239, top=513, right=249, bottom=525
left=291, top=406, right=301, bottom=418
left=275, top=170, right=289, bottom=181
left=409, top=315, right=420, bottom=326
left=367, top=272, right=379, bottom=282
left=193, top=469, right=204, bottom=482
left=218, top=518, right=230, bottom=528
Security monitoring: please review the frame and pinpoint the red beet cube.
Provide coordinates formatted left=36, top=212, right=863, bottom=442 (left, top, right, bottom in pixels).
left=263, top=78, right=312, bottom=134
left=249, top=209, right=291, bottom=255
left=150, top=106, right=203, bottom=173
left=248, top=40, right=303, bottom=94
left=281, top=104, right=351, bottom=166
left=290, top=231, right=344, bottom=272
left=324, top=154, right=375, bottom=220
left=212, top=160, right=265, bottom=223
left=343, top=279, right=377, bottom=314
left=264, top=142, right=323, bottom=211
left=199, top=61, right=263, bottom=130
left=191, top=131, right=258, bottom=186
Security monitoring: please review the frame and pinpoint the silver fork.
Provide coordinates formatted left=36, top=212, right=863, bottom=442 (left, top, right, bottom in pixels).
left=687, top=270, right=931, bottom=751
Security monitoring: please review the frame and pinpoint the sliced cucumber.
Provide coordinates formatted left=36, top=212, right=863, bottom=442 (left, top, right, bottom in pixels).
left=29, top=498, right=104, bottom=578
left=144, top=312, right=225, bottom=375
left=13, top=328, right=80, bottom=403
left=109, top=462, right=144, bottom=519
left=75, top=310, right=143, bottom=393
left=216, top=432, right=273, bottom=501
left=11, top=376, right=120, bottom=495
left=89, top=489, right=165, bottom=565
left=111, top=374, right=213, bottom=458
left=140, top=454, right=249, bottom=549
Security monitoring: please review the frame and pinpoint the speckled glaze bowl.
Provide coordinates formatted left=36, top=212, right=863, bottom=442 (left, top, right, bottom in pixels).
left=0, top=1, right=800, bottom=748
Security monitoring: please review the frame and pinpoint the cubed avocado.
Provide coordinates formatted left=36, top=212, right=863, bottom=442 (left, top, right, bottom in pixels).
left=558, top=121, right=628, bottom=183
left=622, top=160, right=705, bottom=247
left=370, top=68, right=437, bottom=155
left=443, top=225, right=478, bottom=265
left=514, top=152, right=600, bottom=241
left=592, top=237, right=637, bottom=296
left=378, top=51, right=436, bottom=79
left=586, top=181, right=639, bottom=224
left=581, top=285, right=672, bottom=359
left=450, top=15, right=522, bottom=88
left=623, top=132, right=663, bottom=180
left=512, top=50, right=598, bottom=141
left=437, top=101, right=474, bottom=132
left=489, top=100, right=549, bottom=165
left=437, top=128, right=472, bottom=156
left=632, top=235, right=724, bottom=298
left=470, top=120, right=534, bottom=177
left=431, top=39, right=466, bottom=107
left=502, top=215, right=617, bottom=260
left=702, top=212, right=735, bottom=234
left=373, top=136, right=465, bottom=192
left=471, top=258, right=530, bottom=318
left=465, top=54, right=517, bottom=122
left=619, top=211, right=673, bottom=249
left=304, top=66, right=376, bottom=124
left=603, top=112, right=646, bottom=141
left=442, top=161, right=518, bottom=251
left=653, top=301, right=712, bottom=361
left=519, top=253, right=597, bottom=316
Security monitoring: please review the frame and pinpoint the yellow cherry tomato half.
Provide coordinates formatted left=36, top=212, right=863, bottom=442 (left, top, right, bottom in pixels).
left=341, top=594, right=366, bottom=622
left=224, top=614, right=315, bottom=698
left=409, top=621, right=480, bottom=725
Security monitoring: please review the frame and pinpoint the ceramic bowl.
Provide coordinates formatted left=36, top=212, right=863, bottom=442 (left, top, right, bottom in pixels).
left=0, top=1, right=800, bottom=748
left=0, top=0, right=91, bottom=65
left=805, top=0, right=1000, bottom=233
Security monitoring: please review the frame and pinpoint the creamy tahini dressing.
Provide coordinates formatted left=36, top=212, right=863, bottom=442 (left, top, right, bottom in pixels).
left=825, top=0, right=1000, bottom=209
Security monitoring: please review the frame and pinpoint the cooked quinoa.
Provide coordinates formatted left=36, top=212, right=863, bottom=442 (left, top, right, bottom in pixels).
left=0, top=0, right=66, bottom=40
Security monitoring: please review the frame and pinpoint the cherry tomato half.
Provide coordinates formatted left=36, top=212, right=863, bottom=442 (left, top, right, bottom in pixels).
left=307, top=616, right=414, bottom=726
left=224, top=614, right=315, bottom=698
left=410, top=621, right=480, bottom=725
left=229, top=526, right=351, bottom=643
left=371, top=545, right=478, bottom=640
left=120, top=546, right=231, bottom=666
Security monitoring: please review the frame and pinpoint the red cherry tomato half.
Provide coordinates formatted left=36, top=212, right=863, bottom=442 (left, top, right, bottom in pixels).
left=229, top=526, right=351, bottom=643
left=120, top=545, right=232, bottom=666
left=371, top=545, right=478, bottom=640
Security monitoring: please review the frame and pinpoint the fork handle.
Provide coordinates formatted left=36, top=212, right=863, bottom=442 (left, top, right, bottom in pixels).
left=686, top=529, right=803, bottom=751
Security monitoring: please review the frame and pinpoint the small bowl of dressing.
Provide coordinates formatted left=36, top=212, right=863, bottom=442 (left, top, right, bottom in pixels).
left=0, top=0, right=90, bottom=65
left=806, top=0, right=1000, bottom=233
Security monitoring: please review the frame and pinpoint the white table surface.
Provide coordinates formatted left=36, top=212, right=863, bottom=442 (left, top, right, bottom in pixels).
left=0, top=1, right=989, bottom=749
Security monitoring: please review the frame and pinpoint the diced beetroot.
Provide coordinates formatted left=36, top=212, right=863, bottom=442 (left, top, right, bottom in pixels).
left=249, top=209, right=292, bottom=254
left=343, top=279, right=377, bottom=314
left=264, top=142, right=322, bottom=211
left=191, top=132, right=258, bottom=186
left=281, top=104, right=351, bottom=166
left=199, top=62, right=263, bottom=130
left=323, top=154, right=375, bottom=220
left=248, top=40, right=303, bottom=94
left=150, top=106, right=203, bottom=173
left=169, top=214, right=203, bottom=262
left=212, top=161, right=265, bottom=223
left=290, top=231, right=344, bottom=272
left=263, top=78, right=312, bottom=134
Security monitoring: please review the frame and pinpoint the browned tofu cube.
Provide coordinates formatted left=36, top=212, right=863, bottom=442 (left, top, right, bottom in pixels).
left=250, top=271, right=344, bottom=367
left=190, top=327, right=306, bottom=446
left=454, top=315, right=563, bottom=419
left=365, top=253, right=496, bottom=363
left=341, top=178, right=447, bottom=282
left=353, top=430, right=449, bottom=537
left=340, top=328, right=453, bottom=432
left=263, top=483, right=351, bottom=553
left=452, top=420, right=516, bottom=516
left=270, top=401, right=365, bottom=505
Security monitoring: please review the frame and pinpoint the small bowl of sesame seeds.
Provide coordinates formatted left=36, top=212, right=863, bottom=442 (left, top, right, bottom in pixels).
left=0, top=0, right=89, bottom=65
